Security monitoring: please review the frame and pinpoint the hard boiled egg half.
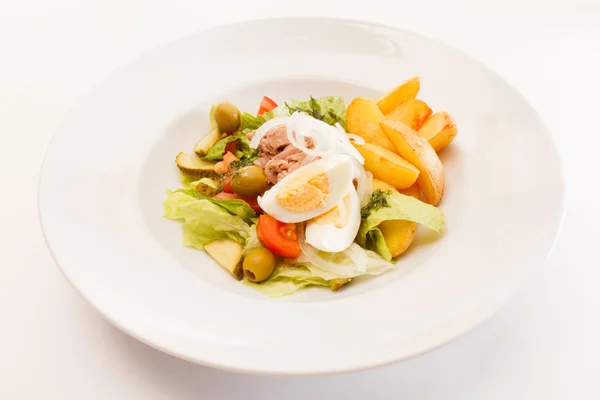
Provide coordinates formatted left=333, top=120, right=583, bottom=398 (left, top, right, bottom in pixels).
left=305, top=188, right=361, bottom=252
left=258, top=155, right=354, bottom=223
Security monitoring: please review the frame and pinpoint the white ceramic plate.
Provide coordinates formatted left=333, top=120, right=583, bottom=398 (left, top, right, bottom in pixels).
left=39, top=18, right=564, bottom=375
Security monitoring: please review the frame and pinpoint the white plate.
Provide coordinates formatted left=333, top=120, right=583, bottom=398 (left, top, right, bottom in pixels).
left=39, top=18, right=565, bottom=375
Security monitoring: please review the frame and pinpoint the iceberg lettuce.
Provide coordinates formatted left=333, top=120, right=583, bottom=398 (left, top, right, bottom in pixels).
left=163, top=190, right=252, bottom=249
left=247, top=242, right=396, bottom=297
left=174, top=188, right=256, bottom=224
left=202, top=130, right=258, bottom=161
left=285, top=96, right=347, bottom=129
left=244, top=264, right=330, bottom=297
left=357, top=190, right=445, bottom=260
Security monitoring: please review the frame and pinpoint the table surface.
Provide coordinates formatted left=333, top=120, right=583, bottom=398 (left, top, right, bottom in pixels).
left=1, top=0, right=599, bottom=398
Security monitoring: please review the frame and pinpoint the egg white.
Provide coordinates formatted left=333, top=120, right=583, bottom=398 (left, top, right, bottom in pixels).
left=257, top=154, right=354, bottom=223
left=305, top=188, right=361, bottom=252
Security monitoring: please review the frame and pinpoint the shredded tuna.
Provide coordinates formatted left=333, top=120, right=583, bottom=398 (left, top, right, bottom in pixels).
left=253, top=125, right=316, bottom=184
left=258, top=125, right=290, bottom=155
left=264, top=145, right=309, bottom=184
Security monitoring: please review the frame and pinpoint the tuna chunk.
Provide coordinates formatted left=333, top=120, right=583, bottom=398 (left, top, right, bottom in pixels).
left=259, top=125, right=290, bottom=155
left=253, top=124, right=315, bottom=184
left=264, top=145, right=308, bottom=184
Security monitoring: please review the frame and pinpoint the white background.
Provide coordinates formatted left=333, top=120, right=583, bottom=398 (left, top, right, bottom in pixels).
left=1, top=0, right=599, bottom=399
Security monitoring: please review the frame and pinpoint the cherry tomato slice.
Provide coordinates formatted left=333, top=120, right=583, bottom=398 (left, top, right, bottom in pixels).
left=257, top=96, right=277, bottom=116
left=256, top=214, right=301, bottom=258
left=239, top=196, right=261, bottom=214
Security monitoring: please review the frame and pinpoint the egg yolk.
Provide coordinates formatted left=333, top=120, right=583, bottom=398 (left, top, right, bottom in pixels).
left=275, top=169, right=330, bottom=213
left=313, top=196, right=349, bottom=228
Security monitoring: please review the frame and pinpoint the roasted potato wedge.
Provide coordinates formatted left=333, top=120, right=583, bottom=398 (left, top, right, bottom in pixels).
left=399, top=183, right=422, bottom=199
left=376, top=77, right=421, bottom=115
left=354, top=142, right=419, bottom=190
left=386, top=99, right=432, bottom=130
left=380, top=120, right=444, bottom=205
left=346, top=97, right=396, bottom=152
left=371, top=180, right=420, bottom=258
left=418, top=112, right=458, bottom=152
left=372, top=179, right=396, bottom=193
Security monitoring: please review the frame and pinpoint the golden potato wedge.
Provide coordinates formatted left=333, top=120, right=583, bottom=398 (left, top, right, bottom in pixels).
left=380, top=120, right=444, bottom=205
left=378, top=218, right=417, bottom=258
left=371, top=180, right=420, bottom=258
left=418, top=112, right=458, bottom=152
left=372, top=179, right=396, bottom=193
left=374, top=179, right=422, bottom=199
left=354, top=142, right=419, bottom=190
left=346, top=97, right=396, bottom=152
left=376, top=77, right=420, bottom=115
left=399, top=183, right=422, bottom=199
left=386, top=99, right=432, bottom=130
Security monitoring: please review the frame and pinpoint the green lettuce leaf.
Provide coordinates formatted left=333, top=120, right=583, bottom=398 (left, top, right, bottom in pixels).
left=238, top=105, right=290, bottom=133
left=365, top=228, right=392, bottom=261
left=246, top=242, right=397, bottom=297
left=163, top=190, right=252, bottom=249
left=242, top=225, right=262, bottom=256
left=179, top=172, right=201, bottom=189
left=202, top=96, right=346, bottom=161
left=357, top=190, right=445, bottom=260
left=244, top=264, right=330, bottom=297
left=175, top=188, right=256, bottom=224
left=285, top=96, right=347, bottom=129
left=202, top=130, right=258, bottom=161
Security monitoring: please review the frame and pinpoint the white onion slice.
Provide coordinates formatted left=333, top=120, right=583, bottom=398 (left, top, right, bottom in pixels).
left=249, top=117, right=290, bottom=148
left=352, top=159, right=373, bottom=207
left=297, top=226, right=357, bottom=278
left=286, top=112, right=338, bottom=158
left=339, top=140, right=365, bottom=164
left=360, top=171, right=374, bottom=207
left=346, top=242, right=368, bottom=272
left=347, top=134, right=365, bottom=145
left=285, top=112, right=365, bottom=163
left=298, top=225, right=389, bottom=278
left=335, top=123, right=365, bottom=164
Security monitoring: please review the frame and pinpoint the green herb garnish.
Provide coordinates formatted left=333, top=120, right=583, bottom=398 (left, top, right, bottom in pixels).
left=228, top=158, right=256, bottom=173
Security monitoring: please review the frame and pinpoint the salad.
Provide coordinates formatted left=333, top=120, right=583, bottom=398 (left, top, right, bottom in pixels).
left=164, top=78, right=457, bottom=297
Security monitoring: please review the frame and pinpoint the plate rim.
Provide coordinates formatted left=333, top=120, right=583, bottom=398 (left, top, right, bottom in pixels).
left=38, top=16, right=567, bottom=375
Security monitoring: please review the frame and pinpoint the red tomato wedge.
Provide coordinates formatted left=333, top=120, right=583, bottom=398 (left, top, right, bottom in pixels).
left=221, top=177, right=233, bottom=193
left=214, top=192, right=237, bottom=201
left=214, top=192, right=261, bottom=214
left=256, top=214, right=301, bottom=258
left=257, top=96, right=277, bottom=116
left=224, top=139, right=236, bottom=155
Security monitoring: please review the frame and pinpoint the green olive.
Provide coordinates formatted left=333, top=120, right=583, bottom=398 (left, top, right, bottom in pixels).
left=231, top=165, right=268, bottom=196
left=214, top=101, right=241, bottom=133
left=243, top=247, right=276, bottom=283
